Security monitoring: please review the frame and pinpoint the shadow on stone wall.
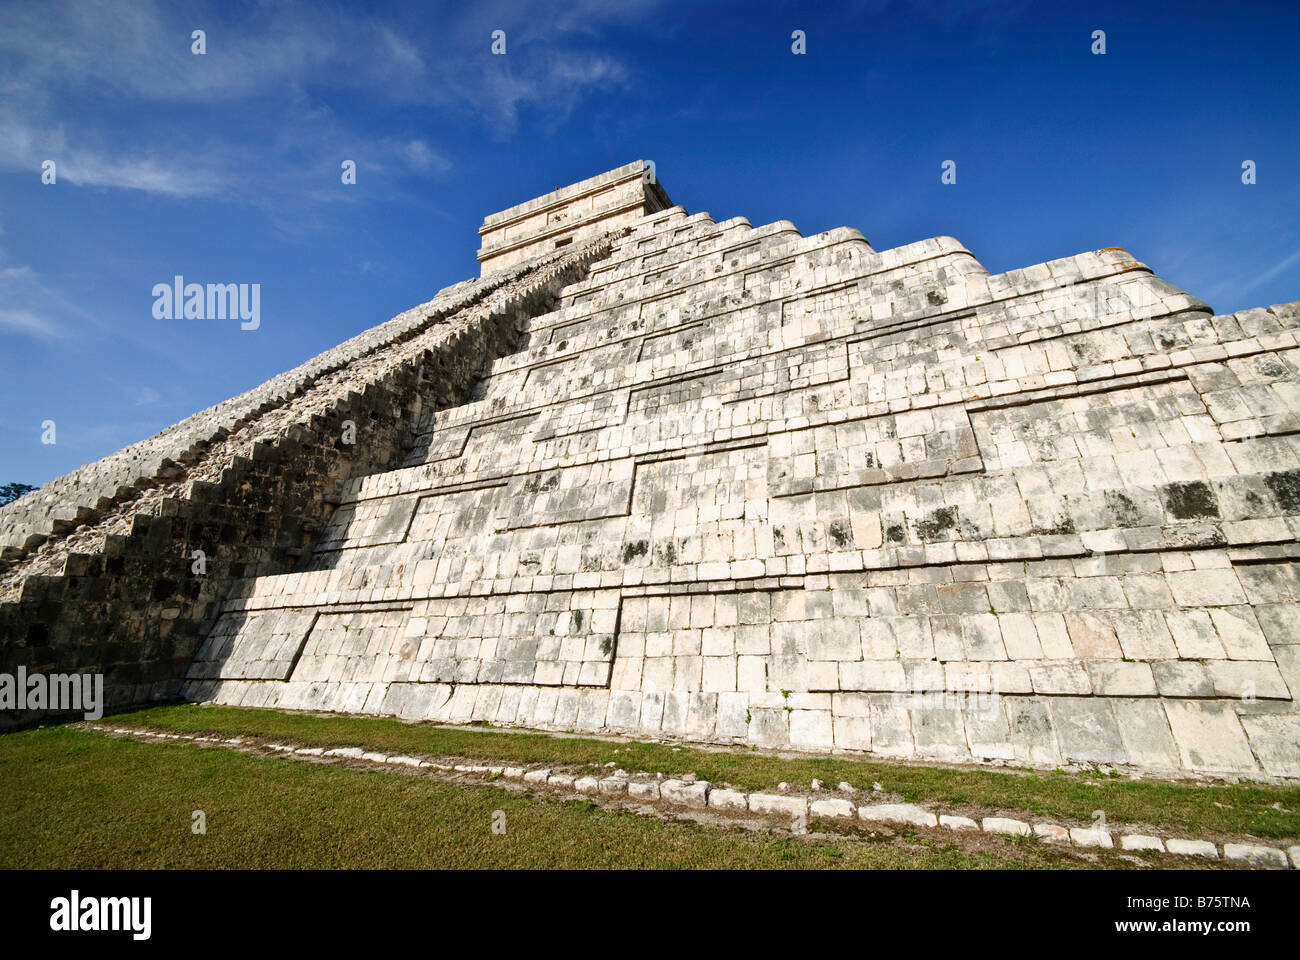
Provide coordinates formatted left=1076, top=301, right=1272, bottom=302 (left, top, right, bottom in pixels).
left=0, top=241, right=615, bottom=728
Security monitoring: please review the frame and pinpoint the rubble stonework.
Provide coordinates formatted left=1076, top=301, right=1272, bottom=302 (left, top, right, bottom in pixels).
left=4, top=163, right=1299, bottom=780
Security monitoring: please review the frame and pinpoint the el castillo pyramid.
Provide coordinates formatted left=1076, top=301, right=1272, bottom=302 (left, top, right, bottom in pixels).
left=4, top=161, right=1300, bottom=780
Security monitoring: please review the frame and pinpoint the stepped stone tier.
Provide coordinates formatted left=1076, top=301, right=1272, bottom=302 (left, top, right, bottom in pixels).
left=4, top=162, right=1300, bottom=782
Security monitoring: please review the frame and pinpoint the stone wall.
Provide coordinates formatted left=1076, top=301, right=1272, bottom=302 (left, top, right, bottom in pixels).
left=185, top=189, right=1300, bottom=781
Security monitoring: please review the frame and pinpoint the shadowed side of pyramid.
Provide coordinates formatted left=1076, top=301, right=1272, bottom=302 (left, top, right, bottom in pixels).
left=0, top=228, right=620, bottom=721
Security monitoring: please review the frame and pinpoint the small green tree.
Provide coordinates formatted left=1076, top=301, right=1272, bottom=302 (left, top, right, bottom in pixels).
left=0, top=482, right=37, bottom=506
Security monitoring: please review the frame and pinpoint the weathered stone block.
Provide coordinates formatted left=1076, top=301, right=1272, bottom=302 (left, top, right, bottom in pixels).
left=982, top=817, right=1030, bottom=836
left=859, top=803, right=937, bottom=828
left=660, top=779, right=709, bottom=808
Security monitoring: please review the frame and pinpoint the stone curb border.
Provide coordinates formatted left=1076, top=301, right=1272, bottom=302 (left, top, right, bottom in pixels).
left=90, top=724, right=1298, bottom=869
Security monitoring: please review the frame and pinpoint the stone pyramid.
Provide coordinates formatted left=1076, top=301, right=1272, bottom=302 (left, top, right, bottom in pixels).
left=4, top=160, right=1299, bottom=780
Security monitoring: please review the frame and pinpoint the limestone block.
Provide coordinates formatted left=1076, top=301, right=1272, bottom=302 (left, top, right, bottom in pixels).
left=789, top=709, right=834, bottom=749
left=1120, top=835, right=1165, bottom=852
left=1241, top=714, right=1300, bottom=778
left=748, top=794, right=808, bottom=818
left=627, top=779, right=660, bottom=800
left=660, top=779, right=709, bottom=808
left=1069, top=828, right=1113, bottom=848
left=1111, top=698, right=1181, bottom=772
left=1222, top=844, right=1288, bottom=868
left=707, top=788, right=748, bottom=812
left=1164, top=700, right=1259, bottom=775
left=810, top=798, right=856, bottom=819
left=1152, top=660, right=1213, bottom=697
left=981, top=817, right=1031, bottom=836
left=1165, top=838, right=1218, bottom=858
left=1087, top=661, right=1157, bottom=697
left=859, top=804, right=938, bottom=828
left=1033, top=824, right=1070, bottom=843
left=1048, top=698, right=1125, bottom=765
left=1167, top=570, right=1247, bottom=607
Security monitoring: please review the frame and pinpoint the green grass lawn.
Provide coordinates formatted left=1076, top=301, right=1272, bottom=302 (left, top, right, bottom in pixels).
left=0, top=724, right=1158, bottom=869
left=95, top=703, right=1300, bottom=841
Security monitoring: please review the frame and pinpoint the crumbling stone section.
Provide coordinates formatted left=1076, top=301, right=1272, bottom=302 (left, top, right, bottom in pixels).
left=0, top=236, right=617, bottom=724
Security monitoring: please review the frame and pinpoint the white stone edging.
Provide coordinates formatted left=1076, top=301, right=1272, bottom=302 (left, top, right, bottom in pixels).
left=94, top=725, right=1299, bottom=869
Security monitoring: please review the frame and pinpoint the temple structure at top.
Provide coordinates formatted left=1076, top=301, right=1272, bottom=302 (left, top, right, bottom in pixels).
left=477, top=161, right=672, bottom=275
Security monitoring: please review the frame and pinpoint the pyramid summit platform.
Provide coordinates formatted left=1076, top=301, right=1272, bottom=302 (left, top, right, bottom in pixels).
left=4, top=161, right=1300, bottom=781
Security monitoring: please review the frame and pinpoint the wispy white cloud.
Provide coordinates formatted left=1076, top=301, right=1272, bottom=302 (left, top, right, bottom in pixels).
left=0, top=0, right=654, bottom=205
left=1246, top=247, right=1300, bottom=291
left=0, top=305, right=62, bottom=338
left=131, top=385, right=163, bottom=407
left=61, top=151, right=231, bottom=198
left=0, top=264, right=63, bottom=338
left=0, top=246, right=113, bottom=340
left=99, top=375, right=174, bottom=412
left=402, top=139, right=452, bottom=175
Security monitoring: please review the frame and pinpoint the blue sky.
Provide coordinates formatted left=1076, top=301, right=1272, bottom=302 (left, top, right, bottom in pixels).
left=2, top=0, right=1297, bottom=487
